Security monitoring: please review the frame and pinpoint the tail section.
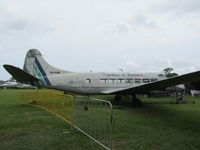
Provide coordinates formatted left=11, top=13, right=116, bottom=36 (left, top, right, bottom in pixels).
left=23, top=49, right=71, bottom=85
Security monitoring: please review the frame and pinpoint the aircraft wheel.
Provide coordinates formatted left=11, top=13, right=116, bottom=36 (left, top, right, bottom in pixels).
left=132, top=99, right=142, bottom=107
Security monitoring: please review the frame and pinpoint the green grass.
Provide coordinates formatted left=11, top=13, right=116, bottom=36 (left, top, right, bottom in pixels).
left=110, top=97, right=200, bottom=150
left=0, top=89, right=104, bottom=150
left=1, top=89, right=200, bottom=150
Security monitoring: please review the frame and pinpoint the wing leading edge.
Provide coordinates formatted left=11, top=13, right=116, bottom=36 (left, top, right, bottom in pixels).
left=101, top=70, right=200, bottom=95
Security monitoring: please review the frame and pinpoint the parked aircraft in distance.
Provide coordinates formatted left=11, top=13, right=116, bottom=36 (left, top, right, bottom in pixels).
left=0, top=80, right=33, bottom=89
left=0, top=81, right=18, bottom=89
left=3, top=49, right=200, bottom=106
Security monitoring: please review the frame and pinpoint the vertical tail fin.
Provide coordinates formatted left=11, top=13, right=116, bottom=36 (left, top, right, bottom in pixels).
left=23, top=49, right=71, bottom=85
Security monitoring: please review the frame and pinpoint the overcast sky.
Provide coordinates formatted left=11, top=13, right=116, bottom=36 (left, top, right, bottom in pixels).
left=1, top=0, right=200, bottom=80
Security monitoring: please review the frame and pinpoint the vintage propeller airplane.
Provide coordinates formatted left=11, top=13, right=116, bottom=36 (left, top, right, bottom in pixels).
left=4, top=49, right=200, bottom=106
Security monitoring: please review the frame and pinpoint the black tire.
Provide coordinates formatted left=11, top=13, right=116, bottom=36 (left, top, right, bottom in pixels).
left=132, top=99, right=142, bottom=107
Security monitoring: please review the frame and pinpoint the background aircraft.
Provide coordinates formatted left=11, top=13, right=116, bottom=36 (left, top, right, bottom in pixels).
left=3, top=49, right=200, bottom=106
left=0, top=81, right=18, bottom=89
left=0, top=78, right=33, bottom=89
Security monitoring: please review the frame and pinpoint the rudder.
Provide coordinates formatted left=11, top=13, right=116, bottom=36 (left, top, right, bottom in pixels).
left=23, top=49, right=71, bottom=85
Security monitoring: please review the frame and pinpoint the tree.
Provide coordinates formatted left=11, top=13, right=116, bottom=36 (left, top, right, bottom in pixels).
left=163, top=68, right=178, bottom=78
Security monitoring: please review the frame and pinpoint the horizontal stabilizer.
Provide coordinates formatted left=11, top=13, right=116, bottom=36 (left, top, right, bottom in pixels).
left=3, top=64, right=41, bottom=86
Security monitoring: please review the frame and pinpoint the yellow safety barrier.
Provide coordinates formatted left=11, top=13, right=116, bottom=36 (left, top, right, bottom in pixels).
left=21, top=90, right=74, bottom=124
left=21, top=90, right=113, bottom=150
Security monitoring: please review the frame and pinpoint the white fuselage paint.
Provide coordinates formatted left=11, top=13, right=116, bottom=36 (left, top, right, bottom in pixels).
left=47, top=72, right=167, bottom=94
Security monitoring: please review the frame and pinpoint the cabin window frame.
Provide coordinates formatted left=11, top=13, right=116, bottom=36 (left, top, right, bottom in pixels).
left=100, top=79, right=107, bottom=83
left=135, top=78, right=142, bottom=83
left=151, top=78, right=158, bottom=82
left=86, top=79, right=91, bottom=84
left=143, top=78, right=150, bottom=83
left=126, top=79, right=133, bottom=83
left=119, top=79, right=125, bottom=83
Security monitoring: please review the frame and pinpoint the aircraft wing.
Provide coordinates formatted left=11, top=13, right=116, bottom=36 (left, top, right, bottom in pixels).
left=3, top=64, right=41, bottom=86
left=101, top=70, right=200, bottom=95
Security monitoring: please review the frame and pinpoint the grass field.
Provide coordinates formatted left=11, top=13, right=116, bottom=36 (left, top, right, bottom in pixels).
left=1, top=89, right=200, bottom=150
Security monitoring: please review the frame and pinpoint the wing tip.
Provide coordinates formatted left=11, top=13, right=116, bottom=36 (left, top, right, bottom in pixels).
left=3, top=64, right=19, bottom=71
left=3, top=64, right=13, bottom=69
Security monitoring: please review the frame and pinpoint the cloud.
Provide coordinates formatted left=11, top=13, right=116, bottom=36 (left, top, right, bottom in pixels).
left=128, top=14, right=157, bottom=30
left=154, top=0, right=200, bottom=15
left=124, top=56, right=200, bottom=74
left=126, top=60, right=141, bottom=68
left=0, top=7, right=54, bottom=40
left=0, top=0, right=200, bottom=80
left=115, top=24, right=129, bottom=33
left=106, top=13, right=158, bottom=34
left=171, top=0, right=200, bottom=13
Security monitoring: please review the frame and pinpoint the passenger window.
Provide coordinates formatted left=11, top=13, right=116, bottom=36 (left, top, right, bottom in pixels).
left=108, top=79, right=115, bottom=83
left=86, top=79, right=91, bottom=83
left=143, top=78, right=150, bottom=83
left=100, top=79, right=106, bottom=83
left=135, top=78, right=141, bottom=83
left=151, top=78, right=158, bottom=82
left=113, top=80, right=119, bottom=83
left=120, top=79, right=125, bottom=83
left=158, top=74, right=165, bottom=77
left=126, top=79, right=133, bottom=83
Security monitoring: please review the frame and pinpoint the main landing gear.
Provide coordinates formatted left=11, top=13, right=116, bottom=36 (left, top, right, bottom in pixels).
left=132, top=95, right=142, bottom=107
left=114, top=94, right=142, bottom=107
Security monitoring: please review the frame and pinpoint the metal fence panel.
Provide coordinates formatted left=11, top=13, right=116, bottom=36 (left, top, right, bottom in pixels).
left=73, top=96, right=113, bottom=150
left=21, top=90, right=113, bottom=150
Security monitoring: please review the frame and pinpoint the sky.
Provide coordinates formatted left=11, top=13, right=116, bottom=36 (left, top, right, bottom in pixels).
left=1, top=0, right=200, bottom=80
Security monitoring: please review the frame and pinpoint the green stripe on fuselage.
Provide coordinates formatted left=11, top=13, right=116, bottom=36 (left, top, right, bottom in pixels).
left=33, top=63, right=47, bottom=86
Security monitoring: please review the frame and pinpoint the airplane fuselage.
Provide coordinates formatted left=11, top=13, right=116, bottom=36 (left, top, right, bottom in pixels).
left=47, top=72, right=167, bottom=94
